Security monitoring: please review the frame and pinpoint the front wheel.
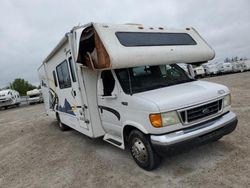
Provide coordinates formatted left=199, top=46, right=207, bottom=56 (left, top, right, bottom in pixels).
left=128, top=130, right=160, bottom=171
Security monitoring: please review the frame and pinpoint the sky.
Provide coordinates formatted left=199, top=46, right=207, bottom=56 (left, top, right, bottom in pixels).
left=0, top=0, right=249, bottom=87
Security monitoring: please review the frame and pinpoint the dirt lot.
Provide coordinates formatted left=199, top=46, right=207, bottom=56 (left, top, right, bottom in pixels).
left=0, top=72, right=250, bottom=188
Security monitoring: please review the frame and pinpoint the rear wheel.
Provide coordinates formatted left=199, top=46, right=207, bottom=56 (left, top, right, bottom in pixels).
left=58, top=121, right=69, bottom=131
left=128, top=130, right=160, bottom=171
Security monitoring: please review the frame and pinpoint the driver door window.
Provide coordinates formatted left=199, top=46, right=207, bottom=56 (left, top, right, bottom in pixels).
left=101, top=70, right=115, bottom=96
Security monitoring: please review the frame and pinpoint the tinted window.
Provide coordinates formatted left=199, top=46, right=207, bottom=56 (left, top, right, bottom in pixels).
left=116, top=32, right=196, bottom=47
left=68, top=57, right=76, bottom=82
left=52, top=70, right=58, bottom=87
left=56, top=60, right=71, bottom=89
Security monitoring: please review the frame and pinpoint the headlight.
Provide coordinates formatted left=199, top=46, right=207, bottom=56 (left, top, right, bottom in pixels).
left=149, top=111, right=180, bottom=128
left=223, top=94, right=231, bottom=108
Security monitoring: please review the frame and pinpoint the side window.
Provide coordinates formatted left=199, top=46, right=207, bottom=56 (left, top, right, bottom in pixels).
left=52, top=71, right=58, bottom=87
left=56, top=60, right=72, bottom=89
left=68, top=57, right=76, bottom=82
left=101, top=70, right=115, bottom=96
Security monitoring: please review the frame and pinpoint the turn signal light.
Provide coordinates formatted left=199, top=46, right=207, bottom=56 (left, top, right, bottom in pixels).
left=149, top=114, right=162, bottom=128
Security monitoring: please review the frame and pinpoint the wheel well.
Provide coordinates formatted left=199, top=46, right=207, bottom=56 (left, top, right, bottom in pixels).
left=123, top=125, right=141, bottom=146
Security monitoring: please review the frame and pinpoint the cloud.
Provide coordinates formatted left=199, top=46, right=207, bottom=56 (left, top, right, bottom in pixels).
left=0, top=0, right=249, bottom=87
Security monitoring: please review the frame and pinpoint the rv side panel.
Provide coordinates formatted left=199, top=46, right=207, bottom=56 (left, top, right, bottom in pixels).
left=38, top=64, right=55, bottom=118
left=80, top=68, right=105, bottom=137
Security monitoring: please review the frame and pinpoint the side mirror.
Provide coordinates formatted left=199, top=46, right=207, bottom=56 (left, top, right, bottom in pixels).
left=187, top=64, right=195, bottom=79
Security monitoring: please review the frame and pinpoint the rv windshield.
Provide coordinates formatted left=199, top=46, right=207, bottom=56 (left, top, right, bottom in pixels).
left=115, top=64, right=194, bottom=94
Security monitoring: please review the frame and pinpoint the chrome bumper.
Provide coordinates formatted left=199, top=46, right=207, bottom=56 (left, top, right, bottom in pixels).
left=150, top=111, right=237, bottom=146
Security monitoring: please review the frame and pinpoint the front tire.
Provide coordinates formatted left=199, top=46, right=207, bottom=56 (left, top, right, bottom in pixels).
left=128, top=130, right=160, bottom=171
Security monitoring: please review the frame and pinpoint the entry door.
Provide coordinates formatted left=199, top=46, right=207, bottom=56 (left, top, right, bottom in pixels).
left=97, top=70, right=123, bottom=138
left=64, top=52, right=88, bottom=129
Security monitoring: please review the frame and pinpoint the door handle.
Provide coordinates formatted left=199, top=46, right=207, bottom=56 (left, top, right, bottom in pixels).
left=71, top=89, right=76, bottom=98
left=121, top=101, right=128, bottom=106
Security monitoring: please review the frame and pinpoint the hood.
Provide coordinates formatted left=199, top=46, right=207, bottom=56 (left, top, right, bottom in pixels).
left=0, top=90, right=10, bottom=98
left=135, top=80, right=229, bottom=112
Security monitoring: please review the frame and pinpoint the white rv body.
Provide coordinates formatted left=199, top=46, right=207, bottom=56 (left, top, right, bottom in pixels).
left=218, top=62, right=233, bottom=73
left=232, top=61, right=244, bottom=72
left=203, top=64, right=218, bottom=75
left=0, top=89, right=21, bottom=109
left=193, top=65, right=205, bottom=77
left=27, top=89, right=43, bottom=104
left=242, top=59, right=250, bottom=71
left=38, top=23, right=237, bottom=170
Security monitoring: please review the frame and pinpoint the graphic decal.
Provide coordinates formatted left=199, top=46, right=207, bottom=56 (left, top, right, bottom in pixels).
left=98, top=106, right=120, bottom=120
left=58, top=99, right=76, bottom=116
left=49, top=88, right=58, bottom=110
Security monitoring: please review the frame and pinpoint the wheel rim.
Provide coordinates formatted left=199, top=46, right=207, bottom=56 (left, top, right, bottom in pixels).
left=131, top=138, right=148, bottom=163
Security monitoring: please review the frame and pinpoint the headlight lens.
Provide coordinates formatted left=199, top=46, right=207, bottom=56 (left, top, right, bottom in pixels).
left=223, top=94, right=231, bottom=107
left=149, top=111, right=180, bottom=128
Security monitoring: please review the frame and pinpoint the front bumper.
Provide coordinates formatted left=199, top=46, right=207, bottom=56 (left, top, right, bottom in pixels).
left=0, top=99, right=12, bottom=107
left=28, top=98, right=40, bottom=103
left=150, top=111, right=237, bottom=155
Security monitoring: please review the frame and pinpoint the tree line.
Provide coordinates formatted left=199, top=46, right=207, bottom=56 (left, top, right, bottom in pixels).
left=1, top=78, right=39, bottom=96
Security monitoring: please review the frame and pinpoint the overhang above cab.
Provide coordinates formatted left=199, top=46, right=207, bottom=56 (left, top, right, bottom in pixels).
left=52, top=23, right=216, bottom=70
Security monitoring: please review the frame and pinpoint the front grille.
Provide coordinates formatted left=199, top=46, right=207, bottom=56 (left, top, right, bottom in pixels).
left=179, top=100, right=223, bottom=124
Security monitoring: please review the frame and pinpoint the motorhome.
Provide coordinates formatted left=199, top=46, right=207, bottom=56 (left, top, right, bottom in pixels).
left=38, top=23, right=238, bottom=170
left=0, top=89, right=21, bottom=109
left=27, top=89, right=43, bottom=104
left=203, top=64, right=219, bottom=75
left=193, top=65, right=205, bottom=78
left=232, top=61, right=244, bottom=73
left=242, top=59, right=250, bottom=71
left=218, top=62, right=233, bottom=74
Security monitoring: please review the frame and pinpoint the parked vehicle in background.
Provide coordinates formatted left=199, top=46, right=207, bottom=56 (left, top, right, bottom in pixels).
left=0, top=89, right=21, bottom=109
left=232, top=61, right=244, bottom=73
left=38, top=22, right=237, bottom=170
left=242, top=60, right=250, bottom=71
left=218, top=63, right=233, bottom=74
left=27, top=89, right=43, bottom=104
left=193, top=65, right=205, bottom=78
left=203, top=64, right=218, bottom=76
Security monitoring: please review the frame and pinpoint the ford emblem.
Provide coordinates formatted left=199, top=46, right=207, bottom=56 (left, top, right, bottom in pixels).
left=202, top=108, right=210, bottom=114
left=218, top=90, right=225, bottom=95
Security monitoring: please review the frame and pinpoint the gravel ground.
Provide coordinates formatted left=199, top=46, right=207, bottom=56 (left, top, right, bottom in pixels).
left=0, top=72, right=249, bottom=188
